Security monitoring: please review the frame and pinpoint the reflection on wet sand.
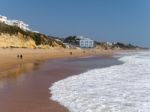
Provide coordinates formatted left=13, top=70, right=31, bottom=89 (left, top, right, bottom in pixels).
left=0, top=56, right=120, bottom=112
left=0, top=61, right=43, bottom=89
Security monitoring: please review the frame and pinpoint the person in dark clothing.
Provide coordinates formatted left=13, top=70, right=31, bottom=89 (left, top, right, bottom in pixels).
left=17, top=54, right=20, bottom=59
left=20, top=54, right=23, bottom=59
left=70, top=52, right=72, bottom=55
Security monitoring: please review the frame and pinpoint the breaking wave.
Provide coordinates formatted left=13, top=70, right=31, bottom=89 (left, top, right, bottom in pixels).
left=50, top=51, right=150, bottom=112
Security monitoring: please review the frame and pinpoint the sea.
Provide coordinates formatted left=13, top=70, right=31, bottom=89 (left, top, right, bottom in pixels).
left=50, top=51, right=150, bottom=112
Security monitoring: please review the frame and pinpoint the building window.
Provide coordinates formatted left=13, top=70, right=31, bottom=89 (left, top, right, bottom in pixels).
left=80, top=39, right=94, bottom=48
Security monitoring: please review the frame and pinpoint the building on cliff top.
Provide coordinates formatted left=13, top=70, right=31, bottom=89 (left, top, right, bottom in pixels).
left=0, top=15, right=30, bottom=31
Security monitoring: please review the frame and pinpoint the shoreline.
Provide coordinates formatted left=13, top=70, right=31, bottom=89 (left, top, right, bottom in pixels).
left=0, top=50, right=122, bottom=112
left=0, top=48, right=114, bottom=73
left=50, top=50, right=150, bottom=112
left=0, top=48, right=145, bottom=112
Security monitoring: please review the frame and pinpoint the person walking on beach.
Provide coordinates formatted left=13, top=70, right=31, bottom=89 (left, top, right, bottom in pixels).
left=70, top=52, right=72, bottom=55
left=20, top=54, right=23, bottom=59
left=17, top=54, right=23, bottom=59
left=17, top=54, right=20, bottom=59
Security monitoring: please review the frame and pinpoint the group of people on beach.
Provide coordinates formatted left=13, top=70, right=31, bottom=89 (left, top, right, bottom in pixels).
left=17, top=54, right=23, bottom=59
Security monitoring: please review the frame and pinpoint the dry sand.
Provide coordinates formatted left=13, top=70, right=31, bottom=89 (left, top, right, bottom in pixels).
left=0, top=48, right=113, bottom=72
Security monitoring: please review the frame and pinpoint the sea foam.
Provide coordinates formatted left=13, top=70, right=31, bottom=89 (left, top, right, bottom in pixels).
left=50, top=51, right=150, bottom=112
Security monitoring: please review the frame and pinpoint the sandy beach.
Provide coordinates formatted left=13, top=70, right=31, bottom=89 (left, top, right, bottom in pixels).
left=0, top=48, right=113, bottom=72
left=0, top=0, right=149, bottom=111
left=0, top=48, right=119, bottom=112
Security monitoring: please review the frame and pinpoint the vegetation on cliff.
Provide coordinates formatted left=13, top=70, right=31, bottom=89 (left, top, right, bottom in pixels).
left=95, top=41, right=146, bottom=50
left=63, top=36, right=79, bottom=45
left=0, top=22, right=146, bottom=50
left=0, top=22, right=66, bottom=48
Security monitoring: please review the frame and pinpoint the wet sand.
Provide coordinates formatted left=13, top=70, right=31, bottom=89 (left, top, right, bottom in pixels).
left=0, top=56, right=122, bottom=112
left=0, top=48, right=114, bottom=72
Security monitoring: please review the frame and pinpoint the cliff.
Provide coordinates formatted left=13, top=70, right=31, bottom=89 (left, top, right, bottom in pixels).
left=0, top=22, right=66, bottom=49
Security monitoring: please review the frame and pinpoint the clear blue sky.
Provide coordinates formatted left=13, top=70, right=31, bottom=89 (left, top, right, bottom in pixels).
left=0, top=0, right=150, bottom=47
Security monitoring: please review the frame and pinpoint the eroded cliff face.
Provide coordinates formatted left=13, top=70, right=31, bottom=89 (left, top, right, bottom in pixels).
left=0, top=33, right=65, bottom=49
left=0, top=33, right=36, bottom=48
left=0, top=22, right=66, bottom=49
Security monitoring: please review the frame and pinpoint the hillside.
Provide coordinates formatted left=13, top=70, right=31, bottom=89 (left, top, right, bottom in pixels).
left=95, top=42, right=146, bottom=50
left=0, top=22, right=66, bottom=48
left=63, top=36, right=80, bottom=45
left=63, top=36, right=144, bottom=50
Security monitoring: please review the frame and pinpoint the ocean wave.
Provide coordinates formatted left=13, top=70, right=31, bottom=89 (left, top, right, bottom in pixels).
left=50, top=51, right=150, bottom=112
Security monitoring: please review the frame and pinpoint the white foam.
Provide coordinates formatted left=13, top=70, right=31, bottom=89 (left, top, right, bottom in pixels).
left=50, top=51, right=150, bottom=112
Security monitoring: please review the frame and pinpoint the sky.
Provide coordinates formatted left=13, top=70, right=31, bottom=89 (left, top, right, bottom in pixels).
left=0, top=0, right=150, bottom=47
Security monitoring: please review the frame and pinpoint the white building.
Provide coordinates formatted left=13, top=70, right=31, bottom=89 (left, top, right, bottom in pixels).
left=79, top=38, right=94, bottom=48
left=0, top=15, right=7, bottom=23
left=0, top=15, right=30, bottom=31
left=106, top=42, right=113, bottom=46
left=11, top=20, right=30, bottom=31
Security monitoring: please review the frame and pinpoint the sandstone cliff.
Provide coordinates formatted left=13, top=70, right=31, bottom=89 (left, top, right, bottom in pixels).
left=0, top=22, right=66, bottom=49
